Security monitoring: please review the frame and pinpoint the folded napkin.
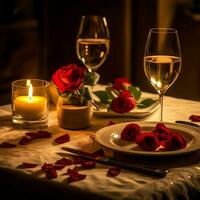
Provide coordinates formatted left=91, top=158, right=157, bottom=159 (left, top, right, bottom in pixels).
left=189, top=115, right=200, bottom=122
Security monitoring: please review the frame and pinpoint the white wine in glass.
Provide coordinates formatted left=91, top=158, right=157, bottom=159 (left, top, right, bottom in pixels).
left=76, top=16, right=110, bottom=72
left=144, top=28, right=181, bottom=121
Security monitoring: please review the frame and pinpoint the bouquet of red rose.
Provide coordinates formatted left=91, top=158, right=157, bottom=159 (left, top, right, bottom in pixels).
left=93, top=77, right=156, bottom=113
left=52, top=63, right=99, bottom=106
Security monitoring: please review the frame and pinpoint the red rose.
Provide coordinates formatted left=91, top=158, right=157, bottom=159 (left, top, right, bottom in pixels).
left=112, top=77, right=131, bottom=91
left=153, top=123, right=171, bottom=141
left=136, top=132, right=160, bottom=151
left=111, top=90, right=136, bottom=113
left=121, top=123, right=141, bottom=141
left=52, top=64, right=86, bottom=93
left=164, top=132, right=187, bottom=150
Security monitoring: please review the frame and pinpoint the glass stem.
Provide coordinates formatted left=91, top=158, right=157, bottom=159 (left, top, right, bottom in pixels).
left=159, top=94, right=164, bottom=122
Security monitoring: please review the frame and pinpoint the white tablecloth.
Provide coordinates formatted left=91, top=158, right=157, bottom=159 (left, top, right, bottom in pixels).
left=0, top=93, right=200, bottom=200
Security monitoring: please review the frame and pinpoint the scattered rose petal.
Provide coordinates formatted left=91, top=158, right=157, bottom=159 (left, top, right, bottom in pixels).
left=81, top=161, right=96, bottom=169
left=121, top=123, right=141, bottom=142
left=107, top=167, right=121, bottom=177
left=189, top=115, right=200, bottom=122
left=36, top=131, right=52, bottom=138
left=18, top=162, right=38, bottom=168
left=53, top=163, right=66, bottom=170
left=107, top=121, right=116, bottom=126
left=41, top=163, right=54, bottom=172
left=55, top=158, right=73, bottom=165
left=136, top=132, right=160, bottom=151
left=54, top=134, right=70, bottom=144
left=0, top=142, right=16, bottom=148
left=41, top=163, right=57, bottom=179
left=25, top=132, right=38, bottom=140
left=67, top=168, right=86, bottom=183
left=19, top=136, right=32, bottom=145
left=45, top=167, right=57, bottom=179
left=26, top=131, right=51, bottom=140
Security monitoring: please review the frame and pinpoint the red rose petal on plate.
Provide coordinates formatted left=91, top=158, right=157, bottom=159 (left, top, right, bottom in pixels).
left=67, top=168, right=86, bottom=183
left=0, top=142, right=16, bottom=148
left=19, top=136, right=32, bottom=145
left=54, top=134, right=70, bottom=144
left=20, top=162, right=38, bottom=168
left=121, top=123, right=141, bottom=142
left=189, top=115, right=200, bottom=122
left=53, top=163, right=66, bottom=170
left=165, top=132, right=187, bottom=150
left=136, top=132, right=160, bottom=151
left=153, top=123, right=171, bottom=141
left=107, top=167, right=121, bottom=177
left=55, top=158, right=73, bottom=165
left=81, top=161, right=96, bottom=169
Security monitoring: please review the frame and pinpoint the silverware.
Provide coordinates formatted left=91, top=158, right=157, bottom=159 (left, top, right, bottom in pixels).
left=61, top=147, right=168, bottom=178
left=175, top=120, right=200, bottom=128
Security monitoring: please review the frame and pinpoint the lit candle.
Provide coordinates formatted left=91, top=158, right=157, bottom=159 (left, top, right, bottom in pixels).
left=14, top=80, right=47, bottom=120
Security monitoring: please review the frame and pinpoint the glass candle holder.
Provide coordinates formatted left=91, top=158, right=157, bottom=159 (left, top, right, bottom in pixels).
left=12, top=79, right=49, bottom=128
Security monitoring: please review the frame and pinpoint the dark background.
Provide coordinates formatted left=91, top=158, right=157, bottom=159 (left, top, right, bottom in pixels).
left=1, top=0, right=200, bottom=105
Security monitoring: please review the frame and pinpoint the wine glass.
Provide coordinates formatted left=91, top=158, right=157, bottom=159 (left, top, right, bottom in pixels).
left=76, top=15, right=110, bottom=73
left=144, top=28, right=181, bottom=121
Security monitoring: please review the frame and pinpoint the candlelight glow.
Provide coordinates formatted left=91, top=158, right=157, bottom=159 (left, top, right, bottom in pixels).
left=27, top=80, right=33, bottom=100
left=26, top=79, right=31, bottom=87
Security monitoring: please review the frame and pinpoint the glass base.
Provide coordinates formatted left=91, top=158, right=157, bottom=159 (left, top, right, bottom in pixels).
left=12, top=115, right=48, bottom=129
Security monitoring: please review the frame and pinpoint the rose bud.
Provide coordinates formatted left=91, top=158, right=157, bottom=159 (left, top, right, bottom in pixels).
left=111, top=90, right=136, bottom=113
left=52, top=64, right=86, bottom=93
left=121, top=123, right=141, bottom=142
left=112, top=77, right=131, bottom=91
left=153, top=123, right=171, bottom=141
left=164, top=132, right=187, bottom=150
left=136, top=132, right=160, bottom=151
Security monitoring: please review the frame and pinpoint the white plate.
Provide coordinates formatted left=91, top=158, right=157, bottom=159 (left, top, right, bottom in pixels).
left=94, top=96, right=159, bottom=118
left=95, top=122, right=200, bottom=156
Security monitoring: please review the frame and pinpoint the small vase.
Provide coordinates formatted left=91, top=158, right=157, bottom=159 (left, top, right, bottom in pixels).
left=56, top=97, right=93, bottom=130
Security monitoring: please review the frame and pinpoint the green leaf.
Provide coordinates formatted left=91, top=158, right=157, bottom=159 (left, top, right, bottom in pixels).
left=128, top=86, right=141, bottom=101
left=93, top=90, right=112, bottom=105
left=137, top=98, right=157, bottom=109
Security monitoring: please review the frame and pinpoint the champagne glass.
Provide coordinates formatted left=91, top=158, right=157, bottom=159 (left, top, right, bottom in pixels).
left=144, top=28, right=181, bottom=121
left=76, top=15, right=110, bottom=73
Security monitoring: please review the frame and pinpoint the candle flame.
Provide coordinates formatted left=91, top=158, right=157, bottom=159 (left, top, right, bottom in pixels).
left=26, top=79, right=31, bottom=87
left=27, top=80, right=33, bottom=100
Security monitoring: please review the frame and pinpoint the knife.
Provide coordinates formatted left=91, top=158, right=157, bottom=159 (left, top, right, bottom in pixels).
left=175, top=120, right=200, bottom=128
left=61, top=147, right=168, bottom=178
